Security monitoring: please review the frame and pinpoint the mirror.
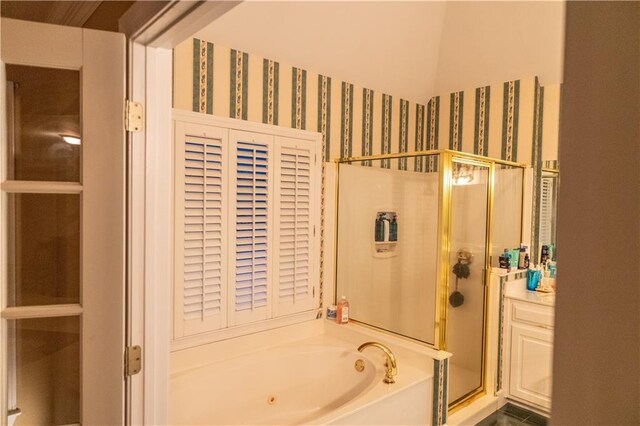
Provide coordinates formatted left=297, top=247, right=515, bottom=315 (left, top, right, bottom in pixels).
left=536, top=169, right=559, bottom=263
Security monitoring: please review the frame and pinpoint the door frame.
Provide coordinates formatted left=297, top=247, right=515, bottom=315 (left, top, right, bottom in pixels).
left=119, top=2, right=241, bottom=424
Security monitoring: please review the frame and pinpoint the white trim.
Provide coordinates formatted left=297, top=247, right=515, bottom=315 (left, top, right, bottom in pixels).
left=1, top=181, right=83, bottom=194
left=119, top=1, right=241, bottom=49
left=0, top=18, right=83, bottom=70
left=0, top=60, right=8, bottom=426
left=1, top=304, right=83, bottom=319
left=173, top=110, right=321, bottom=141
left=127, top=40, right=147, bottom=426
left=171, top=310, right=320, bottom=352
left=121, top=3, right=243, bottom=422
left=142, top=47, right=173, bottom=426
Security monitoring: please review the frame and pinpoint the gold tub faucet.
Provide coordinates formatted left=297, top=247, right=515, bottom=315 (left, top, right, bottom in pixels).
left=357, top=342, right=397, bottom=384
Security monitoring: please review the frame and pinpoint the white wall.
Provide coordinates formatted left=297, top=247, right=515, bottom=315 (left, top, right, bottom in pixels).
left=552, top=2, right=640, bottom=423
left=193, top=1, right=446, bottom=103
left=335, top=164, right=439, bottom=344
left=434, top=1, right=565, bottom=95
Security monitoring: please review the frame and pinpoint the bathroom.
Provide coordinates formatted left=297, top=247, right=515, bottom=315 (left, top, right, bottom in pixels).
left=0, top=1, right=638, bottom=425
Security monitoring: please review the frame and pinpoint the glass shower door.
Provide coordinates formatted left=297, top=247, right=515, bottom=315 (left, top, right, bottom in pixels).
left=446, top=159, right=490, bottom=406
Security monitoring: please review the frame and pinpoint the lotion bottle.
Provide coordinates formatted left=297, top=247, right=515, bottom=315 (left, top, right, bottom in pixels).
left=336, top=296, right=349, bottom=324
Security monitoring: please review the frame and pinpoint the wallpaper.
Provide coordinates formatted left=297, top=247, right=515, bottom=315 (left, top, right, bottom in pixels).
left=173, top=37, right=561, bottom=303
left=174, top=38, right=558, bottom=168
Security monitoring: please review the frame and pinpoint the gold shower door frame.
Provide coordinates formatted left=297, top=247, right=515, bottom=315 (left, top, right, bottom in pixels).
left=334, top=149, right=527, bottom=410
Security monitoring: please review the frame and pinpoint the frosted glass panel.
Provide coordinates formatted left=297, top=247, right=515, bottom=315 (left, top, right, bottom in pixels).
left=335, top=156, right=440, bottom=345
left=491, top=165, right=524, bottom=267
left=7, top=316, right=80, bottom=425
left=446, top=162, right=489, bottom=405
left=6, top=194, right=80, bottom=306
left=5, top=64, right=81, bottom=182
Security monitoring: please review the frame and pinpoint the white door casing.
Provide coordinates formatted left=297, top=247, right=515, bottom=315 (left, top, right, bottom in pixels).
left=1, top=18, right=125, bottom=425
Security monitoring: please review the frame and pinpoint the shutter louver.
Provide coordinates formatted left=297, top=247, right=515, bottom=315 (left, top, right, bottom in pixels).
left=235, top=141, right=270, bottom=315
left=539, top=177, right=554, bottom=246
left=175, top=117, right=320, bottom=341
left=274, top=138, right=317, bottom=317
left=175, top=123, right=228, bottom=338
left=279, top=149, right=311, bottom=304
left=184, top=139, right=224, bottom=319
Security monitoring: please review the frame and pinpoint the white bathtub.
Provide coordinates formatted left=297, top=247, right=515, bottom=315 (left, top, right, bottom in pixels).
left=170, top=333, right=432, bottom=425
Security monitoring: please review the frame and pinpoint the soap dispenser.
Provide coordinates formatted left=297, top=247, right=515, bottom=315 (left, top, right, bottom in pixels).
left=389, top=215, right=398, bottom=242
left=336, top=296, right=349, bottom=324
left=374, top=214, right=385, bottom=242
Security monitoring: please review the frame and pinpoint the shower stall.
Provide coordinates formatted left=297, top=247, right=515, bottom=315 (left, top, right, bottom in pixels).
left=334, top=150, right=525, bottom=410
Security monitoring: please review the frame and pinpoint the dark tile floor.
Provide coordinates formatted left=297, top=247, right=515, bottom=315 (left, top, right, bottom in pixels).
left=475, top=403, right=549, bottom=426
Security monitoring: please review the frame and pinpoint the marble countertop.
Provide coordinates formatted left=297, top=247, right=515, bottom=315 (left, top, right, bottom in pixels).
left=504, top=279, right=556, bottom=307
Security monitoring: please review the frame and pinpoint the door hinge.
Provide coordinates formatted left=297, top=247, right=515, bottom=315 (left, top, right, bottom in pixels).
left=125, top=100, right=143, bottom=133
left=125, top=345, right=142, bottom=377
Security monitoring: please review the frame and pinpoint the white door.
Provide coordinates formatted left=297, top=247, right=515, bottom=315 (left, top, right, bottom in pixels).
left=509, top=323, right=554, bottom=409
left=1, top=18, right=125, bottom=425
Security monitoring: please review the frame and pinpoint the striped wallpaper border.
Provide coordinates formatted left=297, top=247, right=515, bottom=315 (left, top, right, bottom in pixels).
left=414, top=104, right=426, bottom=172
left=340, top=82, right=354, bottom=159
left=362, top=88, right=374, bottom=166
left=474, top=86, right=490, bottom=156
left=317, top=75, right=332, bottom=162
left=449, top=91, right=464, bottom=151
left=427, top=96, right=441, bottom=172
left=432, top=358, right=449, bottom=426
left=399, top=99, right=409, bottom=171
left=291, top=67, right=307, bottom=129
left=230, top=49, right=249, bottom=120
left=381, top=94, right=393, bottom=169
left=262, top=59, right=279, bottom=125
left=501, top=80, right=520, bottom=161
left=192, top=38, right=214, bottom=114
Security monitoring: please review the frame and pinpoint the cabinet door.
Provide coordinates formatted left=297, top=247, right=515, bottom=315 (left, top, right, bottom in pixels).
left=509, top=323, right=553, bottom=409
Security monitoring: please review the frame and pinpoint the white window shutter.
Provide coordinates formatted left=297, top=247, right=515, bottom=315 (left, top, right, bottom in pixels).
left=228, top=130, right=274, bottom=326
left=273, top=137, right=319, bottom=317
left=539, top=177, right=554, bottom=246
left=174, top=123, right=228, bottom=338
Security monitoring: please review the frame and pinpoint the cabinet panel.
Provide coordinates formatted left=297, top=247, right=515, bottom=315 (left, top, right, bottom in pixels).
left=509, top=323, right=553, bottom=409
left=512, top=301, right=554, bottom=328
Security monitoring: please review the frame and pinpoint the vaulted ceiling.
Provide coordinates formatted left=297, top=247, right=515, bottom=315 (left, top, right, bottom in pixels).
left=195, top=1, right=565, bottom=103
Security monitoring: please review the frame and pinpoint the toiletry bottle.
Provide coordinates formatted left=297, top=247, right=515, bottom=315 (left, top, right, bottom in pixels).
left=524, top=253, right=530, bottom=269
left=336, top=296, right=349, bottom=324
left=389, top=215, right=398, bottom=242
left=540, top=245, right=549, bottom=264
left=375, top=214, right=385, bottom=242
left=499, top=249, right=511, bottom=272
left=518, top=247, right=527, bottom=269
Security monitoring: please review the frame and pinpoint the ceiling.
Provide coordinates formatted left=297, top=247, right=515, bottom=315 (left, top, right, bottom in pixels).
left=196, top=1, right=447, bottom=103
left=0, top=1, right=135, bottom=31
left=195, top=1, right=565, bottom=103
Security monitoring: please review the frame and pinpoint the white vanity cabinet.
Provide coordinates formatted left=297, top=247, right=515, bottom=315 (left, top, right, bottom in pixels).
left=504, top=285, right=555, bottom=411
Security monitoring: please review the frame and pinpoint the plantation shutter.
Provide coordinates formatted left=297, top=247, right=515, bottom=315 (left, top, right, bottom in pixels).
left=174, top=123, right=228, bottom=337
left=228, top=130, right=273, bottom=325
left=539, top=176, right=555, bottom=246
left=273, top=137, right=318, bottom=316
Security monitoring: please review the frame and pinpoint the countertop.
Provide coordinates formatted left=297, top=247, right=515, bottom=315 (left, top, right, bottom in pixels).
left=504, top=279, right=556, bottom=307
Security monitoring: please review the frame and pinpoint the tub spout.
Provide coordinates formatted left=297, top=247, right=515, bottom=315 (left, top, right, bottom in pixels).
left=357, top=342, right=397, bottom=384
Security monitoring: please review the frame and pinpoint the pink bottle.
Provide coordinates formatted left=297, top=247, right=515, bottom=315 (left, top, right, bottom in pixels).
left=336, top=296, right=349, bottom=324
